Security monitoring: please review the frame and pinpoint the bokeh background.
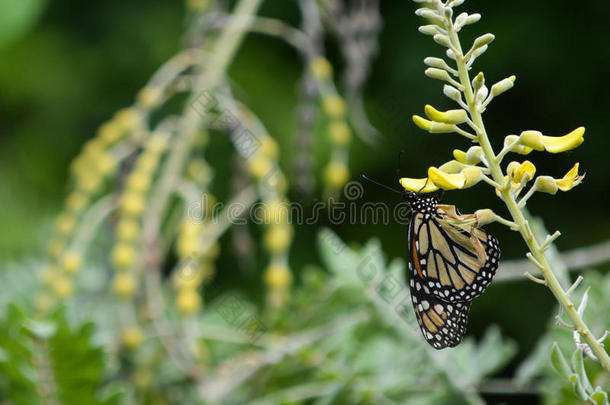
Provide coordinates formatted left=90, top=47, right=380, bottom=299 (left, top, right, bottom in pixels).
left=1, top=0, right=609, bottom=403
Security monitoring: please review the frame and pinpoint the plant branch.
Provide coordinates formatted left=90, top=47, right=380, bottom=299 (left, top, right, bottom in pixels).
left=441, top=3, right=610, bottom=370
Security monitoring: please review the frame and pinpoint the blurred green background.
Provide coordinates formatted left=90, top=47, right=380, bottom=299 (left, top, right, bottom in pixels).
left=1, top=0, right=609, bottom=401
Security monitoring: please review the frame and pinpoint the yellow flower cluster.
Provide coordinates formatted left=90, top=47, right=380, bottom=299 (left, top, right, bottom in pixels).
left=172, top=218, right=220, bottom=316
left=39, top=109, right=142, bottom=309
left=244, top=133, right=293, bottom=306
left=111, top=133, right=168, bottom=299
left=402, top=113, right=585, bottom=204
left=310, top=57, right=352, bottom=194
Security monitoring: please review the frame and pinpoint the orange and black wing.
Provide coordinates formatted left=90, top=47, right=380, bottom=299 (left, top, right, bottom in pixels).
left=409, top=211, right=500, bottom=303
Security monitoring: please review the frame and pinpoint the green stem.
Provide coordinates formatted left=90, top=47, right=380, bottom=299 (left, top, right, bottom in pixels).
left=444, top=10, right=610, bottom=370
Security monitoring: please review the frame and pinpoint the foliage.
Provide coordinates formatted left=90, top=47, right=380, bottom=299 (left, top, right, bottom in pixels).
left=0, top=303, right=122, bottom=405
left=517, top=271, right=610, bottom=405
left=0, top=0, right=608, bottom=404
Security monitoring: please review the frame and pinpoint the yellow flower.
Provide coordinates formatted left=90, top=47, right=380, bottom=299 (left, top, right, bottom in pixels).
left=428, top=167, right=466, bottom=190
left=137, top=86, right=162, bottom=108
left=324, top=162, right=350, bottom=188
left=175, top=288, right=202, bottom=315
left=127, top=171, right=152, bottom=193
left=135, top=153, right=159, bottom=174
left=117, top=219, right=140, bottom=242
left=322, top=95, right=346, bottom=118
left=111, top=243, right=137, bottom=270
left=122, top=326, right=145, bottom=349
left=259, top=136, right=279, bottom=158
left=542, top=127, right=585, bottom=153
left=97, top=121, right=122, bottom=145
left=96, top=153, right=117, bottom=176
left=187, top=158, right=213, bottom=184
left=83, top=139, right=105, bottom=158
left=264, top=225, right=293, bottom=253
left=400, top=164, right=484, bottom=192
left=77, top=170, right=103, bottom=193
left=424, top=105, right=468, bottom=124
left=247, top=155, right=273, bottom=179
left=173, top=264, right=204, bottom=289
left=555, top=163, right=582, bottom=190
left=398, top=177, right=439, bottom=193
left=176, top=236, right=200, bottom=259
left=264, top=263, right=292, bottom=289
left=534, top=163, right=583, bottom=195
left=509, top=160, right=536, bottom=185
left=120, top=192, right=146, bottom=216
left=55, top=213, right=77, bottom=236
left=310, top=57, right=332, bottom=79
left=328, top=121, right=352, bottom=146
left=262, top=200, right=290, bottom=224
left=52, top=275, right=74, bottom=298
left=517, top=127, right=585, bottom=154
left=412, top=115, right=455, bottom=133
left=112, top=272, right=137, bottom=297
left=462, top=167, right=484, bottom=188
left=61, top=251, right=83, bottom=274
left=114, top=108, right=140, bottom=131
left=146, top=135, right=167, bottom=155
left=65, top=192, right=89, bottom=212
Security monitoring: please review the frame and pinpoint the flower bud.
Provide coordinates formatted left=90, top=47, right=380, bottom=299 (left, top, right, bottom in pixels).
left=472, top=33, right=495, bottom=50
left=425, top=68, right=452, bottom=82
left=433, top=34, right=451, bottom=48
left=490, top=76, right=516, bottom=98
left=418, top=25, right=439, bottom=36
left=443, top=85, right=462, bottom=102
left=472, top=72, right=485, bottom=92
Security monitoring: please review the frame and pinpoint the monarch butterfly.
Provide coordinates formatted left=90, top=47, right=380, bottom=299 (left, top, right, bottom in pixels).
left=404, top=191, right=500, bottom=349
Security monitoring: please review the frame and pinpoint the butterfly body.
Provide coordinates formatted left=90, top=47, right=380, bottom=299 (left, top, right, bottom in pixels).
left=404, top=191, right=500, bottom=349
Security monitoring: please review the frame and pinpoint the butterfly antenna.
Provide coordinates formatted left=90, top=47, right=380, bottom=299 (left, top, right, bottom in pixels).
left=417, top=176, right=430, bottom=194
left=397, top=150, right=405, bottom=178
left=362, top=174, right=403, bottom=195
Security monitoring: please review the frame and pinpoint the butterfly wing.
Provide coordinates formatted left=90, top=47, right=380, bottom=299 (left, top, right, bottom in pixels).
left=409, top=278, right=471, bottom=349
left=409, top=211, right=500, bottom=303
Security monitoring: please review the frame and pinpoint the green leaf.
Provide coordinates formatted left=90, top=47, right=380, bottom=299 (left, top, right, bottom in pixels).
left=571, top=347, right=593, bottom=393
left=0, top=303, right=122, bottom=405
left=592, top=388, right=609, bottom=405
left=550, top=342, right=572, bottom=378
left=22, top=319, right=57, bottom=339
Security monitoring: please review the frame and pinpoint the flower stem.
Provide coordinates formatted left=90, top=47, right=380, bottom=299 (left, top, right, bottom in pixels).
left=443, top=8, right=610, bottom=370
